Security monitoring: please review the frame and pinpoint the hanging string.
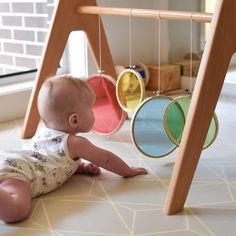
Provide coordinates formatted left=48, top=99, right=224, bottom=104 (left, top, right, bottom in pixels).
left=157, top=11, right=161, bottom=95
left=189, top=13, right=193, bottom=95
left=129, top=9, right=133, bottom=69
left=98, top=7, right=103, bottom=74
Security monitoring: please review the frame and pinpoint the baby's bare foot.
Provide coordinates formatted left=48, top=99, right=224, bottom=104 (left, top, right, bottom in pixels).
left=76, top=162, right=101, bottom=175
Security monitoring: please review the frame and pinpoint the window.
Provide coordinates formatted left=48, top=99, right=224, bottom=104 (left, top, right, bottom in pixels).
left=0, top=0, right=55, bottom=78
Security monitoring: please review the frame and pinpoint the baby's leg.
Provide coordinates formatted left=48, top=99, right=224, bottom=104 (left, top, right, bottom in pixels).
left=0, top=178, right=32, bottom=223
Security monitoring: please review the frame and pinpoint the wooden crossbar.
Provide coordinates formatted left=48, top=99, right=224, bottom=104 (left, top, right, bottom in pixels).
left=77, top=6, right=212, bottom=23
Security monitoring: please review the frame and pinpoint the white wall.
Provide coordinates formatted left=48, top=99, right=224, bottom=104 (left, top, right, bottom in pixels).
left=70, top=0, right=207, bottom=77
left=153, top=1, right=169, bottom=65
left=66, top=31, right=87, bottom=77
left=87, top=0, right=169, bottom=76
left=168, top=0, right=201, bottom=61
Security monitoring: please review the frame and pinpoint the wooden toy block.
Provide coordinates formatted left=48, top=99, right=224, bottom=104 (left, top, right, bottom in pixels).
left=146, top=64, right=181, bottom=92
left=172, top=59, right=201, bottom=77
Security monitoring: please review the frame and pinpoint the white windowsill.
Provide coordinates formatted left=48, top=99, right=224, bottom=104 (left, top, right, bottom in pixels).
left=0, top=80, right=34, bottom=96
left=0, top=79, right=33, bottom=123
left=0, top=66, right=66, bottom=123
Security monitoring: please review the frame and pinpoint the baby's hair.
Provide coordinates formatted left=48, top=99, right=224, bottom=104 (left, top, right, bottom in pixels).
left=37, top=74, right=94, bottom=126
left=45, top=74, right=92, bottom=96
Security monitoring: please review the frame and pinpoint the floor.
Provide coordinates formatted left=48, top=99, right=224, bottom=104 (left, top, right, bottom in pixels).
left=1, top=91, right=236, bottom=236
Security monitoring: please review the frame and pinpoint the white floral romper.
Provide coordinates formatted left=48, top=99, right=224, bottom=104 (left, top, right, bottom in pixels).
left=0, top=128, right=80, bottom=198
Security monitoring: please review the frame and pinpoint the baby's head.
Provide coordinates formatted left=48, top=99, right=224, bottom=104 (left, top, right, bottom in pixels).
left=38, top=75, right=95, bottom=134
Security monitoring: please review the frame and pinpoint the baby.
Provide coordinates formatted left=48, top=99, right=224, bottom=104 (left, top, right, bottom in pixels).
left=0, top=75, right=147, bottom=223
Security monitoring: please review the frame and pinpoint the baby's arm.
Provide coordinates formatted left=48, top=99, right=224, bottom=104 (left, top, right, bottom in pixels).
left=68, top=135, right=147, bottom=177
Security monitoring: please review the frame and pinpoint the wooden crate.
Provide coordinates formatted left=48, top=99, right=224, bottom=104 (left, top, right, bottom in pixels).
left=172, top=60, right=201, bottom=77
left=146, top=64, right=181, bottom=92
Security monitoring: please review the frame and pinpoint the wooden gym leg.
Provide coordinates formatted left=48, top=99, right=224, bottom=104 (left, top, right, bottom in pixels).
left=163, top=0, right=236, bottom=215
left=21, top=3, right=70, bottom=139
left=21, top=0, right=115, bottom=139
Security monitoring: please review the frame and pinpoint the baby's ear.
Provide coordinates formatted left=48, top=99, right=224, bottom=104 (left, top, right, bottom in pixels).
left=68, top=113, right=79, bottom=128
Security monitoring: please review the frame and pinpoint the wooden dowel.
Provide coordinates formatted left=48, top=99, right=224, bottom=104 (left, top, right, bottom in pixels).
left=77, top=6, right=212, bottom=23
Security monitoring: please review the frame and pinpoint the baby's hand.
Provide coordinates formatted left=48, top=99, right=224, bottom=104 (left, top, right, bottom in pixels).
left=124, top=166, right=148, bottom=178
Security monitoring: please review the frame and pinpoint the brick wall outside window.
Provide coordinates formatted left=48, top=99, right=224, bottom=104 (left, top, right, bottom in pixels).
left=0, top=1, right=55, bottom=76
